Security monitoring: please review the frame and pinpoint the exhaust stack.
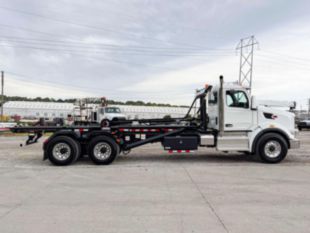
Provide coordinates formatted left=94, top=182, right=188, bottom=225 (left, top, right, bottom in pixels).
left=218, top=75, right=224, bottom=136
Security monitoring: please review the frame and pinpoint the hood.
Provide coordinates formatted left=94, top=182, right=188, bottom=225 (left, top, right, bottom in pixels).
left=258, top=105, right=295, bottom=132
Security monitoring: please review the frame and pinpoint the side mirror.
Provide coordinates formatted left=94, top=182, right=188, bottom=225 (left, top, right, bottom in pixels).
left=251, top=96, right=258, bottom=110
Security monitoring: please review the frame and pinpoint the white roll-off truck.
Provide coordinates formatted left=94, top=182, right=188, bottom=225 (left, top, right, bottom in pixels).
left=11, top=76, right=300, bottom=166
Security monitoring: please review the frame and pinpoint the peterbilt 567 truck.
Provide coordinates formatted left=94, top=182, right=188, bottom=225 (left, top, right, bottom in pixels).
left=10, top=76, right=300, bottom=166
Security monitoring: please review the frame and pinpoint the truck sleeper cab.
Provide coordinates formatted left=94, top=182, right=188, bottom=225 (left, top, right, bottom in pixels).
left=13, top=76, right=300, bottom=166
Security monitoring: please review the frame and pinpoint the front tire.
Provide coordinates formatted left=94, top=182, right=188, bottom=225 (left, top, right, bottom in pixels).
left=256, top=133, right=288, bottom=163
left=46, top=136, right=81, bottom=166
left=88, top=136, right=119, bottom=165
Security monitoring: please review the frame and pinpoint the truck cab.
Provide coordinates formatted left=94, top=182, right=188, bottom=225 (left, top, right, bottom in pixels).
left=92, top=106, right=127, bottom=126
left=207, top=82, right=299, bottom=155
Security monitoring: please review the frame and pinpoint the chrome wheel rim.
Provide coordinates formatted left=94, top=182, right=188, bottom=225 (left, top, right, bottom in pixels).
left=93, top=142, right=112, bottom=160
left=52, top=143, right=71, bottom=161
left=264, top=140, right=281, bottom=158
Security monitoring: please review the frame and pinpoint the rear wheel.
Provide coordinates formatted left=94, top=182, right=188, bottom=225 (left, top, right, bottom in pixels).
left=100, top=119, right=110, bottom=127
left=256, top=133, right=288, bottom=163
left=46, top=136, right=81, bottom=166
left=88, top=136, right=119, bottom=165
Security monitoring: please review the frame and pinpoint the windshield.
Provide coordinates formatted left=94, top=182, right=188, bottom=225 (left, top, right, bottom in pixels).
left=105, top=107, right=121, bottom=113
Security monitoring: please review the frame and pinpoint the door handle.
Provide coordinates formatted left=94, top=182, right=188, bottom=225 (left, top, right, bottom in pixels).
left=225, top=124, right=233, bottom=127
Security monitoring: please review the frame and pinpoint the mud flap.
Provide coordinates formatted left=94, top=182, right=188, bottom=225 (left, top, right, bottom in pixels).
left=43, top=151, right=48, bottom=160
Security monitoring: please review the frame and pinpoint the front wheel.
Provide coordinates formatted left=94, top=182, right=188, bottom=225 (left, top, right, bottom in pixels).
left=88, top=136, right=119, bottom=165
left=256, top=133, right=288, bottom=163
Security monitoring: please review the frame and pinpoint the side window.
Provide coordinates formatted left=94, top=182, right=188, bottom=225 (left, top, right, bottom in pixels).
left=208, top=91, right=218, bottom=105
left=226, top=90, right=249, bottom=108
left=226, top=94, right=234, bottom=106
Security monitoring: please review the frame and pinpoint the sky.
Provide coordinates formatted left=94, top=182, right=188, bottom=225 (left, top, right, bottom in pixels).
left=0, top=0, right=310, bottom=109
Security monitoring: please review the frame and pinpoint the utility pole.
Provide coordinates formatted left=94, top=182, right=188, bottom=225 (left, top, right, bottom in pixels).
left=236, top=36, right=259, bottom=95
left=0, top=71, right=4, bottom=120
left=308, top=98, right=310, bottom=119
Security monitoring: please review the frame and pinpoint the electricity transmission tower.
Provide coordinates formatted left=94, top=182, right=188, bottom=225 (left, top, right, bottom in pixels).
left=236, top=36, right=259, bottom=94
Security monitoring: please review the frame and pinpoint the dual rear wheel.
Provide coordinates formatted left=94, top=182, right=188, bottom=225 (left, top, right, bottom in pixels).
left=45, top=135, right=119, bottom=166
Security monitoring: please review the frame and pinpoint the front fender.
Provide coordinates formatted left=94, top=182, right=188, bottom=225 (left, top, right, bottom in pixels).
left=249, top=123, right=293, bottom=153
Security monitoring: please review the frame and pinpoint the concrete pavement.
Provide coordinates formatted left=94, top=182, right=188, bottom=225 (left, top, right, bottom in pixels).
left=0, top=132, right=310, bottom=233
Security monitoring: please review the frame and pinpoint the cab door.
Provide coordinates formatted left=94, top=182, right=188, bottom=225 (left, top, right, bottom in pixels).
left=224, top=90, right=253, bottom=131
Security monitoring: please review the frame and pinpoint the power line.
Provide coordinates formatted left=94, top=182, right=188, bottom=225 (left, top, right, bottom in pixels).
left=260, top=50, right=310, bottom=63
left=4, top=71, right=191, bottom=97
left=0, top=43, right=233, bottom=62
left=0, top=23, right=57, bottom=36
left=0, top=35, right=233, bottom=52
left=258, top=51, right=310, bottom=66
left=0, top=43, right=233, bottom=57
left=0, top=5, right=217, bottom=50
left=255, top=55, right=310, bottom=72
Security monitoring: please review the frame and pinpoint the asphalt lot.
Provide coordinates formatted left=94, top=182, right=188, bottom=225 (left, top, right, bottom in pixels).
left=0, top=131, right=310, bottom=233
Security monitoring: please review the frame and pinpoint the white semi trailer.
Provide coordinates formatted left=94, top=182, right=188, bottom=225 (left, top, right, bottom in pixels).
left=11, top=76, right=300, bottom=166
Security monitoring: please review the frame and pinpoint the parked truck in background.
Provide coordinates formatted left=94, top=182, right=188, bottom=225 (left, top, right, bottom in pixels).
left=298, top=119, right=310, bottom=130
left=91, top=106, right=126, bottom=127
left=10, top=76, right=300, bottom=166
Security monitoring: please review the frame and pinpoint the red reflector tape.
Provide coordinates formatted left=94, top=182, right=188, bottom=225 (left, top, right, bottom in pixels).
left=168, top=150, right=194, bottom=154
left=119, top=128, right=130, bottom=132
left=149, top=129, right=160, bottom=132
left=120, top=128, right=161, bottom=133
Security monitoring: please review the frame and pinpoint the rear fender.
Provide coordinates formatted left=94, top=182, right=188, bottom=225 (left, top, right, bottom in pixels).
left=43, top=130, right=80, bottom=153
left=86, top=130, right=115, bottom=142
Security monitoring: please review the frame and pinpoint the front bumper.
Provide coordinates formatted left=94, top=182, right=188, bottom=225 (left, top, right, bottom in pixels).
left=290, top=138, right=300, bottom=149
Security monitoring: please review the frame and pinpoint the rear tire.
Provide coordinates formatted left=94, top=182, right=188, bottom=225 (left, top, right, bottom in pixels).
left=100, top=119, right=110, bottom=127
left=256, top=133, right=288, bottom=163
left=88, top=136, right=119, bottom=165
left=46, top=136, right=81, bottom=166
